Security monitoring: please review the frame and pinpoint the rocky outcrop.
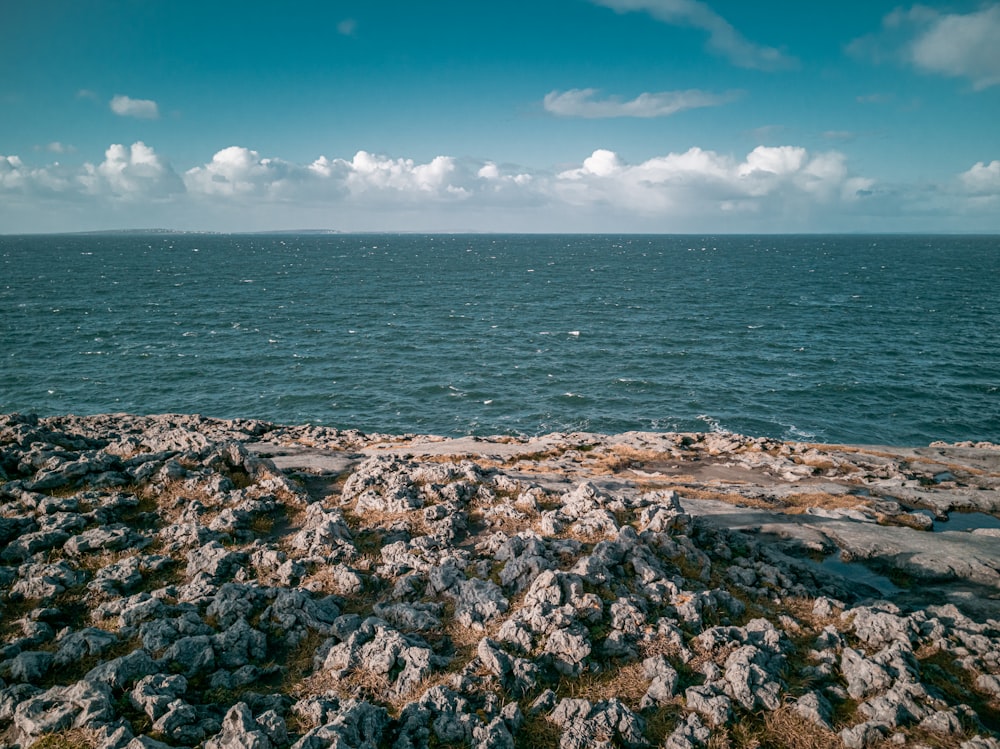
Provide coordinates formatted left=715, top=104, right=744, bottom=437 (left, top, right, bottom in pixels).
left=0, top=412, right=999, bottom=748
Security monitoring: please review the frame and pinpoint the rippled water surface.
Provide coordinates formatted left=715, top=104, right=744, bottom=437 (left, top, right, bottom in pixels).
left=2, top=233, right=998, bottom=444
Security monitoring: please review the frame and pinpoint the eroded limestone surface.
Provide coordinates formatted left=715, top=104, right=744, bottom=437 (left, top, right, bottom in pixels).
left=1, top=412, right=999, bottom=748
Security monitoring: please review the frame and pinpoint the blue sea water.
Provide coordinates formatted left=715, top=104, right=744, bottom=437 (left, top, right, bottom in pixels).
left=2, top=233, right=998, bottom=445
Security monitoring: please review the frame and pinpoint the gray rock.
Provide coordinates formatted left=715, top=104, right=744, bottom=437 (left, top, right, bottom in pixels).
left=722, top=644, right=783, bottom=711
left=664, top=712, right=711, bottom=749
left=839, top=720, right=888, bottom=748
left=85, top=649, right=158, bottom=690
left=1, top=650, right=53, bottom=683
left=204, top=702, right=274, bottom=749
left=11, top=560, right=85, bottom=598
left=372, top=601, right=443, bottom=632
left=212, top=618, right=267, bottom=669
left=918, top=709, right=964, bottom=735
left=12, top=679, right=114, bottom=742
left=543, top=628, right=592, bottom=676
left=130, top=674, right=189, bottom=721
left=684, top=685, right=732, bottom=727
left=290, top=697, right=389, bottom=749
left=151, top=698, right=205, bottom=745
left=549, top=697, right=645, bottom=749
left=840, top=647, right=893, bottom=700
left=477, top=638, right=539, bottom=695
left=186, top=540, right=248, bottom=581
left=640, top=655, right=678, bottom=708
left=64, top=525, right=139, bottom=556
left=792, top=690, right=833, bottom=729
left=160, top=634, right=216, bottom=676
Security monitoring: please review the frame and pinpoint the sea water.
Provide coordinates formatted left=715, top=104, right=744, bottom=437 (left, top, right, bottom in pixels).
left=2, top=233, right=998, bottom=445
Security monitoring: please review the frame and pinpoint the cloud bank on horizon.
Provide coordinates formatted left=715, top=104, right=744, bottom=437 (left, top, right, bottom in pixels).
left=1, top=0, right=998, bottom=232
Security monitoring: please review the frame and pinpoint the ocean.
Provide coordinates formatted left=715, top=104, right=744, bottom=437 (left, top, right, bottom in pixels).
left=2, top=233, right=998, bottom=446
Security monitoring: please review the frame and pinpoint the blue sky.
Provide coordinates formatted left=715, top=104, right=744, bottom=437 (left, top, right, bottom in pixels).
left=2, top=0, right=999, bottom=232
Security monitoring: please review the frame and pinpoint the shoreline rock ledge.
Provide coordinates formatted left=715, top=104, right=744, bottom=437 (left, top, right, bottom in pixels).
left=1, top=412, right=999, bottom=749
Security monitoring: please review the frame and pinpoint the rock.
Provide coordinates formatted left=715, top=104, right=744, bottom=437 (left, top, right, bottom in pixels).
left=12, top=680, right=114, bottom=743
left=204, top=702, right=274, bottom=749
left=792, top=690, right=833, bottom=729
left=664, top=712, right=711, bottom=749
left=549, top=698, right=645, bottom=749
left=684, top=685, right=732, bottom=727
left=840, top=720, right=888, bottom=748
left=840, top=647, right=893, bottom=700
left=290, top=697, right=388, bottom=749
left=130, top=674, right=189, bottom=721
left=640, top=655, right=678, bottom=708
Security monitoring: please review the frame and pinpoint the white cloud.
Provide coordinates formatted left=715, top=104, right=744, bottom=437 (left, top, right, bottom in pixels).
left=543, top=87, right=740, bottom=118
left=7, top=141, right=1000, bottom=232
left=960, top=160, right=1000, bottom=194
left=589, top=0, right=794, bottom=70
left=337, top=18, right=357, bottom=35
left=850, top=4, right=1000, bottom=90
left=184, top=146, right=302, bottom=196
left=81, top=141, right=183, bottom=198
left=110, top=94, right=160, bottom=119
left=554, top=145, right=874, bottom=215
left=0, top=153, right=76, bottom=193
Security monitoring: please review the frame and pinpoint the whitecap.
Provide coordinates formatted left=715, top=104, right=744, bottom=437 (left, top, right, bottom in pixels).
left=568, top=331, right=580, bottom=337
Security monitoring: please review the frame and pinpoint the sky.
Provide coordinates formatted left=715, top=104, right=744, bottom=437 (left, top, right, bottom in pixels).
left=1, top=0, right=999, bottom=233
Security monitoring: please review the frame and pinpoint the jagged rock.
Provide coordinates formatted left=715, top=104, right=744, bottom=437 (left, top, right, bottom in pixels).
left=548, top=697, right=645, bottom=749
left=0, top=650, right=53, bottom=684
left=84, top=649, right=158, bottom=691
left=792, top=690, right=833, bottom=729
left=477, top=638, right=539, bottom=695
left=12, top=680, right=115, bottom=743
left=186, top=540, right=248, bottom=581
left=130, top=674, right=188, bottom=721
left=372, top=601, right=443, bottom=632
left=317, top=617, right=446, bottom=698
left=640, top=654, right=679, bottom=708
left=722, top=644, right=783, bottom=711
left=4, top=415, right=1000, bottom=749
left=840, top=647, right=894, bottom=700
left=205, top=702, right=274, bottom=749
left=64, top=525, right=140, bottom=556
left=150, top=698, right=205, bottom=744
left=839, top=719, right=888, bottom=748
left=684, top=685, right=732, bottom=727
left=11, top=561, right=85, bottom=598
left=664, top=712, right=711, bottom=749
left=290, top=697, right=389, bottom=749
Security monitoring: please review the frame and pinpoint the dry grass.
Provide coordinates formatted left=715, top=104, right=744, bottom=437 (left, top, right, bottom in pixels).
left=555, top=661, right=650, bottom=706
left=760, top=706, right=842, bottom=749
left=515, top=710, right=564, bottom=749
left=780, top=492, right=871, bottom=514
left=30, top=729, right=100, bottom=749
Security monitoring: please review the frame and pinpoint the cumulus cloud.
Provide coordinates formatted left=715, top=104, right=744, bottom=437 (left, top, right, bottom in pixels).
left=554, top=145, right=874, bottom=216
left=850, top=4, right=1000, bottom=90
left=0, top=154, right=66, bottom=193
left=589, top=0, right=794, bottom=70
left=543, top=87, right=740, bottom=118
left=81, top=141, right=183, bottom=198
left=184, top=146, right=303, bottom=196
left=110, top=94, right=160, bottom=119
left=960, top=160, right=1000, bottom=194
left=15, top=140, right=1000, bottom=232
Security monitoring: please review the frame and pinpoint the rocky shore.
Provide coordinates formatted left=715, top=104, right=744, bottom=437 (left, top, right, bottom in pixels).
left=1, top=412, right=999, bottom=749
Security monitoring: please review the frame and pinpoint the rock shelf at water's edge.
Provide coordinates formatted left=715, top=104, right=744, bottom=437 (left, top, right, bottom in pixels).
left=1, top=412, right=999, bottom=748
